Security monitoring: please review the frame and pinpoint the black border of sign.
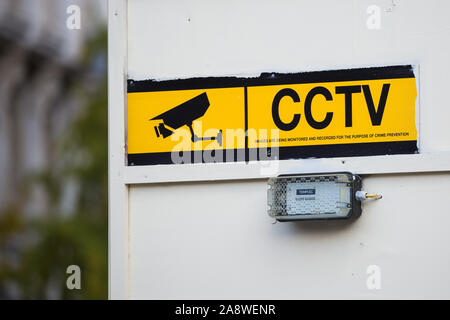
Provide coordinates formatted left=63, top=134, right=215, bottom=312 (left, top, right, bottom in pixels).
left=127, top=65, right=417, bottom=166
left=127, top=65, right=414, bottom=92
left=127, top=142, right=417, bottom=166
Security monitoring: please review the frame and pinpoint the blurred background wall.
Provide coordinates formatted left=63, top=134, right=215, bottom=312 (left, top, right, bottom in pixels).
left=0, top=0, right=107, bottom=299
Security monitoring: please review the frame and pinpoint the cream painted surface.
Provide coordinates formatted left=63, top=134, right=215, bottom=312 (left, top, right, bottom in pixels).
left=128, top=0, right=450, bottom=154
left=125, top=0, right=450, bottom=298
left=129, top=174, right=450, bottom=299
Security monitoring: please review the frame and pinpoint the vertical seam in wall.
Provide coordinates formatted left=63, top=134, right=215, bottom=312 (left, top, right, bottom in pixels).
left=124, top=0, right=129, bottom=166
left=126, top=185, right=131, bottom=299
left=124, top=0, right=130, bottom=300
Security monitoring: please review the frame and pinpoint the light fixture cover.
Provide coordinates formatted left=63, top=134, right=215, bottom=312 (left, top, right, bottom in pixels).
left=267, top=172, right=362, bottom=221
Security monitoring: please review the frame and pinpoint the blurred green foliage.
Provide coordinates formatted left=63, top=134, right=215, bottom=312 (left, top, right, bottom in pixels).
left=0, top=30, right=108, bottom=299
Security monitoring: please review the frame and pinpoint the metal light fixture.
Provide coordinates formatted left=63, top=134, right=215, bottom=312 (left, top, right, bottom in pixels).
left=267, top=172, right=374, bottom=221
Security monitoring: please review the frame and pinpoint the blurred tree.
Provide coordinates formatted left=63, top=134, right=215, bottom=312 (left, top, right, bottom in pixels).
left=0, top=30, right=108, bottom=299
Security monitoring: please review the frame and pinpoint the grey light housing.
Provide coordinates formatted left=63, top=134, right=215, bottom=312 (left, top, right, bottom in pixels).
left=268, top=172, right=362, bottom=221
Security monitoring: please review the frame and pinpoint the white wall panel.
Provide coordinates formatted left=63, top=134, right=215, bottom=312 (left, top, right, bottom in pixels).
left=129, top=174, right=450, bottom=299
left=122, top=0, right=450, bottom=298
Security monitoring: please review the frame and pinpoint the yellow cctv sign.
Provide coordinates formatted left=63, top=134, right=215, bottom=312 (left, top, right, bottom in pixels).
left=248, top=78, right=416, bottom=149
left=127, top=65, right=417, bottom=166
left=128, top=87, right=245, bottom=155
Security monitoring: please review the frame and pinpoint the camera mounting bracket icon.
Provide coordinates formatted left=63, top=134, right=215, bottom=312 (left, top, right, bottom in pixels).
left=151, top=92, right=223, bottom=147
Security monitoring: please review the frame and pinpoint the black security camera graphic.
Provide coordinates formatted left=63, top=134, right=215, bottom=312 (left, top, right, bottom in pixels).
left=151, top=92, right=223, bottom=146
